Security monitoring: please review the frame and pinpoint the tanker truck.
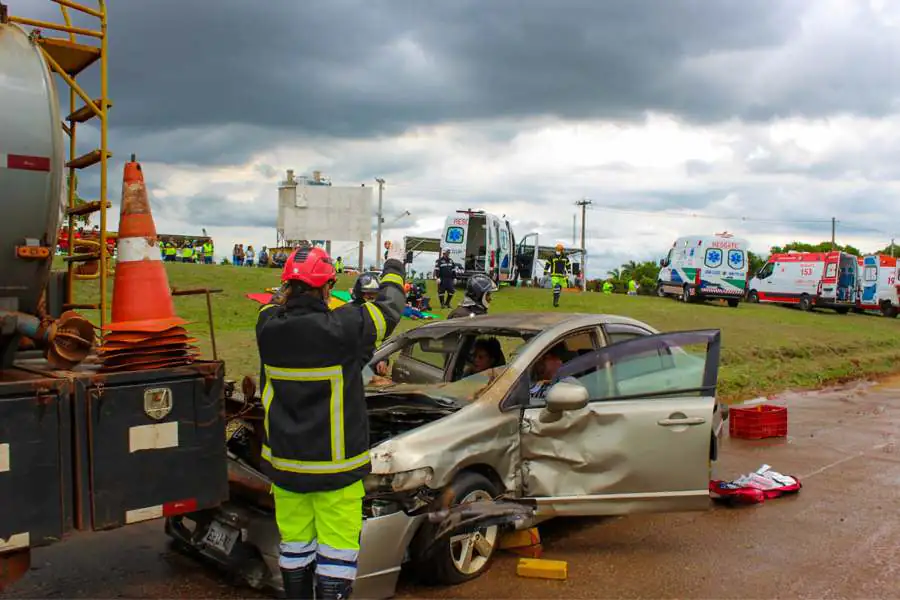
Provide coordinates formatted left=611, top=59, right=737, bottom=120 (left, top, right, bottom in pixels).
left=0, top=4, right=228, bottom=589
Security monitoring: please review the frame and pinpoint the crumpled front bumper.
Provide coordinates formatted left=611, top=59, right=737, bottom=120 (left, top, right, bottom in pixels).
left=166, top=501, right=424, bottom=599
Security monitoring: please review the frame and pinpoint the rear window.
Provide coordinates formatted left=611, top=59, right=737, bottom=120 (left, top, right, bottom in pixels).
left=445, top=226, right=465, bottom=244
left=864, top=266, right=877, bottom=282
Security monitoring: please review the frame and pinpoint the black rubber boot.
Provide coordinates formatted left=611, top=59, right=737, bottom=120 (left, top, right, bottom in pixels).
left=281, top=565, right=315, bottom=600
left=316, top=575, right=354, bottom=599
left=446, top=293, right=454, bottom=308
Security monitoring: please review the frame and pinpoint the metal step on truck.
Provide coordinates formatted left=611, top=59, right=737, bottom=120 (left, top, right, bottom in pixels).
left=1, top=2, right=228, bottom=589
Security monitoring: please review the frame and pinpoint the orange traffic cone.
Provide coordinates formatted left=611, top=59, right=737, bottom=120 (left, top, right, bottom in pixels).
left=99, top=155, right=196, bottom=372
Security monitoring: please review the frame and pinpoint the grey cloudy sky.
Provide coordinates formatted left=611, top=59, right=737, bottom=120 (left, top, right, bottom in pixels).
left=16, top=0, right=900, bottom=274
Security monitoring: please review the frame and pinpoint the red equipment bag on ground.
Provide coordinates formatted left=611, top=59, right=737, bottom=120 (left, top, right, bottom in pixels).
left=710, top=464, right=802, bottom=505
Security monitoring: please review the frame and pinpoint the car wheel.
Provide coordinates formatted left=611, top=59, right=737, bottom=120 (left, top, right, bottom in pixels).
left=881, top=302, right=899, bottom=318
left=798, top=295, right=812, bottom=311
left=656, top=282, right=666, bottom=298
left=682, top=285, right=692, bottom=303
left=834, top=306, right=850, bottom=315
left=416, top=471, right=501, bottom=585
left=727, top=299, right=739, bottom=308
left=747, top=290, right=759, bottom=303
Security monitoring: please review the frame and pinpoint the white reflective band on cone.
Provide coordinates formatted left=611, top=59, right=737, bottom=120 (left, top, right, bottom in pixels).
left=0, top=532, right=30, bottom=552
left=117, top=236, right=162, bottom=263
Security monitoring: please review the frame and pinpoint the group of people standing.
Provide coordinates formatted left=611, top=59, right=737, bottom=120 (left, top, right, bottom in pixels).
left=231, top=244, right=271, bottom=267
left=161, top=238, right=214, bottom=264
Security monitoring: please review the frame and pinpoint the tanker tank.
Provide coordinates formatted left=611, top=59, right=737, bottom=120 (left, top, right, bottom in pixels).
left=0, top=20, right=92, bottom=369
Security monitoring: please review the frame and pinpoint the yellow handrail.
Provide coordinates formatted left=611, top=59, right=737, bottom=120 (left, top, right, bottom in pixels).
left=7, top=15, right=101, bottom=37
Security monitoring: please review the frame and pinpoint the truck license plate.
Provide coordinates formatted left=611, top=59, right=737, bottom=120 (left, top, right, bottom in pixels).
left=203, top=521, right=240, bottom=555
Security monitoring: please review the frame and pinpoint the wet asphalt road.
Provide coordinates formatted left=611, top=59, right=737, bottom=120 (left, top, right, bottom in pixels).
left=4, top=377, right=899, bottom=599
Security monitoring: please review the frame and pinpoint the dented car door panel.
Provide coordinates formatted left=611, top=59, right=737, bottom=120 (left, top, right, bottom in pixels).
left=519, top=330, right=721, bottom=517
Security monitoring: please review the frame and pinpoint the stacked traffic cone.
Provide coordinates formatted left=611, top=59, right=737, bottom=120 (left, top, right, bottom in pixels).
left=98, top=155, right=198, bottom=372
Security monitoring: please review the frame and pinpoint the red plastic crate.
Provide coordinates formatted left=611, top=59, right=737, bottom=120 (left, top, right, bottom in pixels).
left=729, top=404, right=788, bottom=439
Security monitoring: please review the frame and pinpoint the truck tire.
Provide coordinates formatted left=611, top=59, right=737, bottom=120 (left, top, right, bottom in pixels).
left=682, top=285, right=693, bottom=304
left=727, top=299, right=739, bottom=308
left=747, top=290, right=759, bottom=303
left=834, top=306, right=850, bottom=315
left=656, top=282, right=666, bottom=298
left=881, top=302, right=898, bottom=318
left=798, top=295, right=812, bottom=312
left=413, top=471, right=501, bottom=585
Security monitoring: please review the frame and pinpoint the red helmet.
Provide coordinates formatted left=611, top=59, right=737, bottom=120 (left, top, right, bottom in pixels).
left=281, top=246, right=336, bottom=288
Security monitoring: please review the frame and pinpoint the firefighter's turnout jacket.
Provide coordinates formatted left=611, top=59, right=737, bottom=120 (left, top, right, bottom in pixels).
left=255, top=259, right=406, bottom=494
left=448, top=302, right=487, bottom=319
left=545, top=254, right=571, bottom=277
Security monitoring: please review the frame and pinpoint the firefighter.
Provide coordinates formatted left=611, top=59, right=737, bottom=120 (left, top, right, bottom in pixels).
left=256, top=242, right=406, bottom=599
left=544, top=243, right=571, bottom=307
left=351, top=272, right=380, bottom=305
left=434, top=249, right=458, bottom=308
left=203, top=239, right=214, bottom=264
left=335, top=256, right=344, bottom=273
left=448, top=273, right=497, bottom=319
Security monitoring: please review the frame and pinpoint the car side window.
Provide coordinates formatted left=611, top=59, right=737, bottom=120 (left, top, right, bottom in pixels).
left=560, top=333, right=715, bottom=401
left=502, top=328, right=600, bottom=411
left=604, top=323, right=653, bottom=346
left=757, top=263, right=774, bottom=279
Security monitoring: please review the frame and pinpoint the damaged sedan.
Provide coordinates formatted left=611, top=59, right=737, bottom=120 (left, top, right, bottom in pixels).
left=166, top=312, right=726, bottom=598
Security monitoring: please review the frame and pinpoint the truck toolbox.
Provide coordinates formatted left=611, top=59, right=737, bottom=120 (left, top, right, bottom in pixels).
left=0, top=369, right=74, bottom=549
left=71, top=361, right=228, bottom=531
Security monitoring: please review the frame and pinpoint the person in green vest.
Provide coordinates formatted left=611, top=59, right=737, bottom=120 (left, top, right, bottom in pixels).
left=627, top=278, right=638, bottom=296
left=543, top=243, right=571, bottom=307
left=164, top=240, right=177, bottom=262
left=181, top=243, right=194, bottom=263
left=335, top=256, right=344, bottom=273
left=203, top=239, right=214, bottom=264
left=602, top=280, right=614, bottom=294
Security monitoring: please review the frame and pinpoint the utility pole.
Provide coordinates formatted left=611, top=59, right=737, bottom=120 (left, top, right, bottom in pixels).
left=576, top=198, right=592, bottom=291
left=831, top=217, right=836, bottom=250
left=891, top=238, right=895, bottom=258
left=375, top=178, right=385, bottom=267
left=358, top=241, right=365, bottom=271
left=572, top=214, right=577, bottom=246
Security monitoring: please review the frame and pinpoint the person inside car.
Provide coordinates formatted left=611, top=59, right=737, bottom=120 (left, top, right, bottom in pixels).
left=461, top=337, right=505, bottom=380
left=528, top=343, right=583, bottom=405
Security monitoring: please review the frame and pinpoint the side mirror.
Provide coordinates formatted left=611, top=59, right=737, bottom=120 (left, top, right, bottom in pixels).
left=545, top=381, right=589, bottom=412
left=659, top=259, right=668, bottom=267
left=405, top=251, right=413, bottom=264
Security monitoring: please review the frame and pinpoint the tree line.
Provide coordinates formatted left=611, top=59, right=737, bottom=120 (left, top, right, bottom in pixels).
left=590, top=240, right=898, bottom=295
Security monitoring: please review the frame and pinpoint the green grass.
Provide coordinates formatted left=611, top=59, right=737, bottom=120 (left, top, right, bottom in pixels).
left=67, top=261, right=900, bottom=402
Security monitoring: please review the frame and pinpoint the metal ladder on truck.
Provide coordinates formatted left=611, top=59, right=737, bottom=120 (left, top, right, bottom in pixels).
left=6, top=0, right=112, bottom=329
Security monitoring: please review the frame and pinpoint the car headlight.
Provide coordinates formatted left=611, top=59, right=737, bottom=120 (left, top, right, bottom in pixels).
left=364, top=467, right=434, bottom=493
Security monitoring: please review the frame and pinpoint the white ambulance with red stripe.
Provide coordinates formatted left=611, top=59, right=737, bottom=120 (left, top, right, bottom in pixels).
left=857, top=254, right=899, bottom=317
left=747, top=250, right=859, bottom=313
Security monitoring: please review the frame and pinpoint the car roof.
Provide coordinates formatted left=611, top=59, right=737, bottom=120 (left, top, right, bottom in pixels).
left=404, top=312, right=656, bottom=335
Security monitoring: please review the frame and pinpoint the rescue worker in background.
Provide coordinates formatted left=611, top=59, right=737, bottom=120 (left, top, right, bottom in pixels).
left=164, top=240, right=177, bottom=262
left=627, top=278, right=639, bottom=296
left=256, top=242, right=406, bottom=599
left=544, top=243, right=571, bottom=307
left=434, top=249, right=458, bottom=308
left=602, top=279, right=614, bottom=294
left=351, top=272, right=380, bottom=305
left=181, top=242, right=194, bottom=263
left=335, top=256, right=344, bottom=273
left=203, top=239, right=214, bottom=264
left=448, top=273, right=497, bottom=319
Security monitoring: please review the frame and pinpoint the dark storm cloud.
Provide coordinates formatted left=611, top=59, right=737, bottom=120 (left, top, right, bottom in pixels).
left=23, top=0, right=895, bottom=165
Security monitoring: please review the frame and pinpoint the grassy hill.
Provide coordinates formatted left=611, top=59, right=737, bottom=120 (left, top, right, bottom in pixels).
left=66, top=261, right=900, bottom=402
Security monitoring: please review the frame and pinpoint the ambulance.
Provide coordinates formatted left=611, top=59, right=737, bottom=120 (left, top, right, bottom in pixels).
left=656, top=233, right=750, bottom=306
left=856, top=254, right=899, bottom=317
left=746, top=250, right=859, bottom=313
left=439, top=209, right=517, bottom=283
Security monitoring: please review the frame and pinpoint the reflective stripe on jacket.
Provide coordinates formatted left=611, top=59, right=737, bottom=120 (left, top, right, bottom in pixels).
left=255, top=260, right=406, bottom=493
left=545, top=254, right=571, bottom=276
